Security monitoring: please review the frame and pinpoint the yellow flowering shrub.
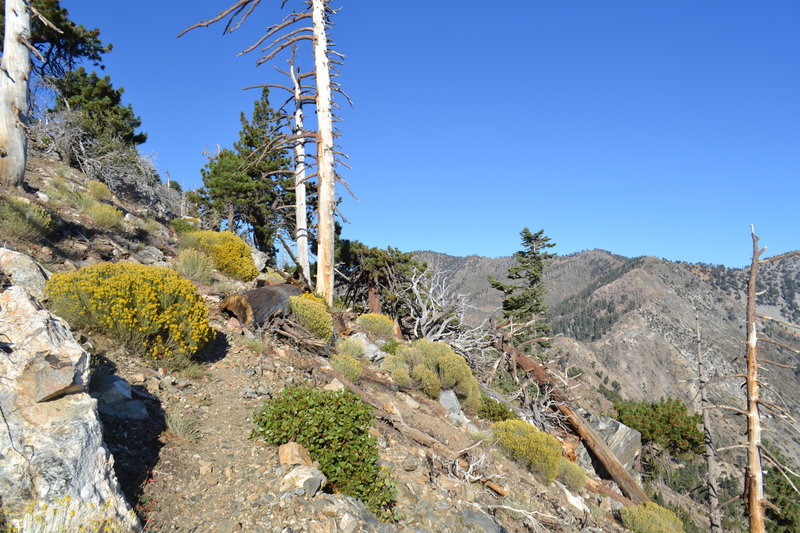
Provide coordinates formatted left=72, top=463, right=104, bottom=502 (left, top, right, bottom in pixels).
left=331, top=353, right=364, bottom=382
left=0, top=195, right=53, bottom=242
left=182, top=230, right=258, bottom=281
left=385, top=339, right=480, bottom=411
left=619, top=502, right=684, bottom=533
left=289, top=292, right=333, bottom=343
left=46, top=262, right=213, bottom=365
left=357, top=313, right=395, bottom=341
left=492, top=419, right=562, bottom=483
left=86, top=180, right=111, bottom=200
left=85, top=202, right=123, bottom=229
left=557, top=457, right=587, bottom=492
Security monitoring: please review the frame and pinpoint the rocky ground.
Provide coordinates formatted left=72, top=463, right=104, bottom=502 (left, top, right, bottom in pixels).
left=94, top=312, right=629, bottom=533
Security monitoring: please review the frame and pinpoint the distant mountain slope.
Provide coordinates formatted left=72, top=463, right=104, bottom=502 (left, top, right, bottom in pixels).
left=415, top=248, right=800, bottom=465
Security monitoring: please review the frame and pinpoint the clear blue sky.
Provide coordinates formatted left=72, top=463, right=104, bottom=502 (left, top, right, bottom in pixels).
left=62, top=1, right=798, bottom=268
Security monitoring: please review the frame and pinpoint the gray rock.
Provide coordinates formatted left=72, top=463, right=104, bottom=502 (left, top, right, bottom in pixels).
left=0, top=247, right=50, bottom=300
left=351, top=332, right=384, bottom=363
left=279, top=465, right=327, bottom=498
left=0, top=286, right=139, bottom=531
left=91, top=372, right=133, bottom=403
left=577, top=415, right=642, bottom=478
left=99, top=399, right=149, bottom=420
left=461, top=509, right=505, bottom=533
left=438, top=389, right=473, bottom=428
left=251, top=249, right=269, bottom=272
left=133, top=245, right=166, bottom=266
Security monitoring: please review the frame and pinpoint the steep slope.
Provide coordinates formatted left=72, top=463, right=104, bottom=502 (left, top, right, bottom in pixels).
left=421, top=250, right=800, bottom=466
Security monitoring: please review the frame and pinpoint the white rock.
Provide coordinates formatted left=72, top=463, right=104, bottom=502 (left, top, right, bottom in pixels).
left=0, top=247, right=50, bottom=300
left=0, top=286, right=139, bottom=531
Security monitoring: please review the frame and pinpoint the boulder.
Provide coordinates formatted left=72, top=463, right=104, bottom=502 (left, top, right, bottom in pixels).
left=577, top=415, right=642, bottom=479
left=0, top=286, right=139, bottom=531
left=278, top=442, right=313, bottom=467
left=251, top=249, right=269, bottom=273
left=351, top=332, right=384, bottom=363
left=132, top=245, right=166, bottom=266
left=279, top=465, right=327, bottom=497
left=0, top=247, right=49, bottom=300
left=90, top=372, right=149, bottom=421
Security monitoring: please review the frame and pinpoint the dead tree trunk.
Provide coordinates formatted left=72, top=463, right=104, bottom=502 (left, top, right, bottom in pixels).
left=288, top=52, right=311, bottom=286
left=696, top=314, right=723, bottom=533
left=0, top=0, right=32, bottom=189
left=311, top=0, right=335, bottom=306
left=496, top=339, right=650, bottom=504
left=745, top=227, right=767, bottom=533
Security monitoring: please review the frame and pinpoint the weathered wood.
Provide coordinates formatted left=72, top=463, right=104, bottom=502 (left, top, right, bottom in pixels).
left=0, top=0, right=32, bottom=189
left=495, top=340, right=649, bottom=504
left=745, top=227, right=766, bottom=533
left=221, top=284, right=302, bottom=327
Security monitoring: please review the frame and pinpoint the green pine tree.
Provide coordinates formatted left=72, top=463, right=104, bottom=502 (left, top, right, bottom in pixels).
left=232, top=88, right=292, bottom=261
left=52, top=67, right=147, bottom=146
left=764, top=443, right=800, bottom=533
left=489, top=227, right=556, bottom=352
left=200, top=149, right=253, bottom=231
left=0, top=0, right=110, bottom=76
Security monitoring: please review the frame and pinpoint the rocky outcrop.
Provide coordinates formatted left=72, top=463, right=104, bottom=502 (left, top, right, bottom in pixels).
left=0, top=286, right=139, bottom=531
left=577, top=415, right=641, bottom=479
left=0, top=247, right=49, bottom=301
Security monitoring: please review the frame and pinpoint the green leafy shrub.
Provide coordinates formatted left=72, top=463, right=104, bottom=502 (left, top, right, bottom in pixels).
left=557, top=458, right=587, bottom=492
left=0, top=195, right=54, bottom=242
left=614, top=398, right=703, bottom=455
left=85, top=202, right=123, bottom=229
left=174, top=248, right=214, bottom=283
left=86, top=179, right=111, bottom=200
left=331, top=353, right=363, bottom=382
left=46, top=262, right=213, bottom=367
left=478, top=394, right=518, bottom=422
left=181, top=230, right=258, bottom=281
left=492, top=419, right=562, bottom=483
left=170, top=217, right=200, bottom=235
left=289, top=293, right=333, bottom=343
left=251, top=386, right=396, bottom=519
left=380, top=339, right=401, bottom=355
left=357, top=313, right=395, bottom=341
left=619, top=502, right=684, bottom=533
left=336, top=336, right=365, bottom=359
left=384, top=339, right=480, bottom=411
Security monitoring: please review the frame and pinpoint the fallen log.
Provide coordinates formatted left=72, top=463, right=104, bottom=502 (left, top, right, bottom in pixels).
left=221, top=284, right=302, bottom=327
left=495, top=340, right=649, bottom=505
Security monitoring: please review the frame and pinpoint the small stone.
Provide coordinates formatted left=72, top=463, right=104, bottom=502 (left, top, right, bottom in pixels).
left=280, top=466, right=326, bottom=498
left=401, top=393, right=421, bottom=410
left=402, top=458, right=418, bottom=472
left=226, top=317, right=243, bottom=334
left=323, top=378, right=344, bottom=391
left=278, top=442, right=313, bottom=466
left=199, top=462, right=214, bottom=476
left=130, top=373, right=146, bottom=385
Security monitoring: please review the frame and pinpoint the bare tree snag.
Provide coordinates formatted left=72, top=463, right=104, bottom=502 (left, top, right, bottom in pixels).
left=182, top=0, right=343, bottom=305
left=288, top=48, right=311, bottom=286
left=0, top=0, right=32, bottom=189
left=745, top=226, right=766, bottom=533
left=311, top=0, right=335, bottom=306
left=495, top=339, right=649, bottom=504
left=696, top=314, right=723, bottom=533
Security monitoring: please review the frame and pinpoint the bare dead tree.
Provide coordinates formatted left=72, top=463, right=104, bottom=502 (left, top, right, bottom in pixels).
left=705, top=227, right=800, bottom=532
left=180, top=0, right=350, bottom=304
left=695, top=313, right=723, bottom=533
